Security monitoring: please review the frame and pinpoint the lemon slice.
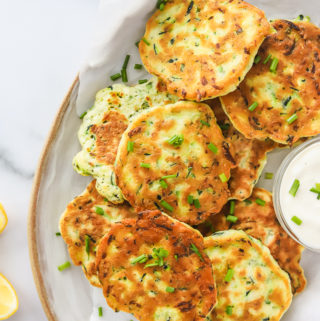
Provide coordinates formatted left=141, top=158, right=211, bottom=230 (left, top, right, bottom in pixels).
left=0, top=203, right=8, bottom=234
left=0, top=274, right=18, bottom=320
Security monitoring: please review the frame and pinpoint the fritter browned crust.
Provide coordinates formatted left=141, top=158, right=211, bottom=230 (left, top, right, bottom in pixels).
left=96, top=210, right=217, bottom=321
left=199, top=188, right=306, bottom=294
left=221, top=20, right=320, bottom=144
left=115, top=101, right=236, bottom=225
left=206, top=99, right=276, bottom=200
left=59, top=180, right=134, bottom=287
left=139, top=0, right=270, bottom=101
left=204, top=230, right=292, bottom=321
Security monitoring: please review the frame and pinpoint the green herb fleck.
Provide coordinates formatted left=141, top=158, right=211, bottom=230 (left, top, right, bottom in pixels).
left=166, top=286, right=175, bottom=293
left=263, top=54, right=272, bottom=64
left=139, top=79, right=148, bottom=84
left=127, top=141, right=134, bottom=152
left=58, top=261, right=71, bottom=272
left=255, top=198, right=266, bottom=206
left=287, top=113, right=298, bottom=124
left=95, top=206, right=105, bottom=216
left=159, top=180, right=168, bottom=189
left=248, top=102, right=258, bottom=112
left=98, top=307, right=103, bottom=317
left=224, top=268, right=234, bottom=282
left=79, top=111, right=87, bottom=119
left=160, top=200, right=173, bottom=212
left=264, top=172, right=274, bottom=179
left=140, top=163, right=151, bottom=169
left=219, top=173, right=228, bottom=183
left=131, top=254, right=148, bottom=265
left=226, top=215, right=238, bottom=223
left=200, top=120, right=210, bottom=127
left=110, top=73, right=121, bottom=81
left=208, top=143, right=218, bottom=154
left=168, top=134, right=184, bottom=146
left=190, top=243, right=204, bottom=261
left=229, top=201, right=235, bottom=215
left=291, top=215, right=302, bottom=226
left=134, top=64, right=143, bottom=70
left=289, top=179, right=300, bottom=197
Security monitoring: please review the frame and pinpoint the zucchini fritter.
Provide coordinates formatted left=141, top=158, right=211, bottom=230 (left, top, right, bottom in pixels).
left=59, top=180, right=134, bottom=287
left=204, top=230, right=292, bottom=321
left=139, top=0, right=270, bottom=101
left=115, top=101, right=236, bottom=225
left=199, top=188, right=306, bottom=294
left=73, top=78, right=177, bottom=203
left=96, top=210, right=217, bottom=321
left=221, top=20, right=320, bottom=144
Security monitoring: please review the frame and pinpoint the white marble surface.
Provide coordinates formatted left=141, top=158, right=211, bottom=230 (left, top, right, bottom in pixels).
left=0, top=0, right=99, bottom=320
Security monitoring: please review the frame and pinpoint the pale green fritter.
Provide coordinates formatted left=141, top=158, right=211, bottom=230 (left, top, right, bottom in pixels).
left=73, top=78, right=178, bottom=203
left=204, top=230, right=292, bottom=321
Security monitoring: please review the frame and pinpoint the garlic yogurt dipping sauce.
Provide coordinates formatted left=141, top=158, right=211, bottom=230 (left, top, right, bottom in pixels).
left=274, top=136, right=320, bottom=252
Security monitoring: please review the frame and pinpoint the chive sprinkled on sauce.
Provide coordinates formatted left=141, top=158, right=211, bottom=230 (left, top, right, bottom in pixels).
left=122, top=54, right=130, bottom=70
left=208, top=142, right=218, bottom=154
left=291, top=215, right=302, bottom=226
left=139, top=79, right=148, bottom=84
left=219, top=173, right=228, bottom=183
left=254, top=55, right=261, bottom=64
left=287, top=113, right=298, bottom=124
left=200, top=120, right=210, bottom=127
left=166, top=286, right=175, bottom=293
left=263, top=54, right=272, bottom=64
left=289, top=179, right=300, bottom=197
left=264, top=172, right=274, bottom=179
left=110, top=73, right=121, bottom=81
left=226, top=215, right=238, bottom=223
left=121, top=68, right=128, bottom=83
left=134, top=63, right=143, bottom=70
left=58, top=261, right=71, bottom=272
left=310, top=183, right=320, bottom=199
left=224, top=268, right=234, bottom=282
left=168, top=134, right=184, bottom=146
left=255, top=198, right=266, bottom=206
left=226, top=305, right=233, bottom=315
left=190, top=243, right=204, bottom=261
left=95, top=206, right=105, bottom=215
left=248, top=102, right=258, bottom=112
left=159, top=180, right=168, bottom=189
left=142, top=37, right=151, bottom=46
left=98, top=307, right=103, bottom=317
left=270, top=57, right=279, bottom=73
left=140, top=163, right=151, bottom=169
left=229, top=201, right=235, bottom=215
left=160, top=200, right=173, bottom=212
left=131, top=254, right=148, bottom=265
left=79, top=111, right=87, bottom=119
left=127, top=141, right=134, bottom=152
left=56, top=232, right=61, bottom=236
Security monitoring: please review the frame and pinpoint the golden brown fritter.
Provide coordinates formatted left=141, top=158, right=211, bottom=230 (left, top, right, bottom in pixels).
left=199, top=188, right=306, bottom=294
left=204, top=230, right=292, bottom=321
left=59, top=180, right=135, bottom=287
left=139, top=0, right=270, bottom=101
left=96, top=210, right=217, bottom=321
left=115, top=101, right=236, bottom=225
left=221, top=20, right=320, bottom=144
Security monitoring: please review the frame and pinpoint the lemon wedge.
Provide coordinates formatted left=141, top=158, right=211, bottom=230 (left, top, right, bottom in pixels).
left=0, top=203, right=8, bottom=234
left=0, top=274, right=18, bottom=320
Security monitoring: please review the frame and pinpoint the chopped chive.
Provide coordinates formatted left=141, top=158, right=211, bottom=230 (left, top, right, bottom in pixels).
left=200, top=120, right=210, bottom=127
left=168, top=134, right=184, bottom=146
left=161, top=174, right=177, bottom=179
left=317, top=194, right=320, bottom=200
left=79, top=111, right=87, bottom=119
left=134, top=63, right=143, bottom=70
left=95, top=206, right=105, bottom=216
left=159, top=179, right=168, bottom=189
left=316, top=183, right=320, bottom=190
left=56, top=232, right=61, bottom=236
left=121, top=69, right=128, bottom=82
left=160, top=200, right=173, bottom=212
left=270, top=57, right=279, bottom=73
left=187, top=195, right=194, bottom=205
left=110, top=73, right=121, bottom=81
left=98, top=307, right=103, bottom=317
left=142, top=37, right=151, bottom=46
left=310, top=187, right=320, bottom=194
left=229, top=201, right=235, bottom=215
left=166, top=286, right=175, bottom=293
left=159, top=3, right=165, bottom=10
left=226, top=305, right=233, bottom=315
left=219, top=173, right=228, bottom=183
left=224, top=268, right=234, bottom=282
left=139, top=79, right=148, bottom=84
left=291, top=215, right=302, bottom=226
left=190, top=243, right=204, bottom=261
left=248, top=102, right=258, bottom=112
left=286, top=113, right=298, bottom=124
left=194, top=199, right=201, bottom=209
left=208, top=142, right=218, bottom=154
left=135, top=40, right=140, bottom=48
left=127, top=141, right=134, bottom=152
left=263, top=54, right=272, bottom=64
left=85, top=235, right=90, bottom=256
left=58, top=261, right=71, bottom=271
left=122, top=54, right=130, bottom=70
left=131, top=254, right=148, bottom=265
left=226, top=215, right=238, bottom=223
left=254, top=55, right=261, bottom=64
left=264, top=172, right=274, bottom=179
left=140, top=163, right=151, bottom=169
left=289, top=179, right=300, bottom=197
left=174, top=254, right=178, bottom=260
left=255, top=198, right=266, bottom=206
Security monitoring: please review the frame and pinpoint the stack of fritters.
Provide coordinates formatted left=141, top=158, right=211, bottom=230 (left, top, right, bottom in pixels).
left=59, top=1, right=320, bottom=320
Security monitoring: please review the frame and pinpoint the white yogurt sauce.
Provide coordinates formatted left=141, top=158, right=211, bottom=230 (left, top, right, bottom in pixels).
left=279, top=141, right=320, bottom=250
